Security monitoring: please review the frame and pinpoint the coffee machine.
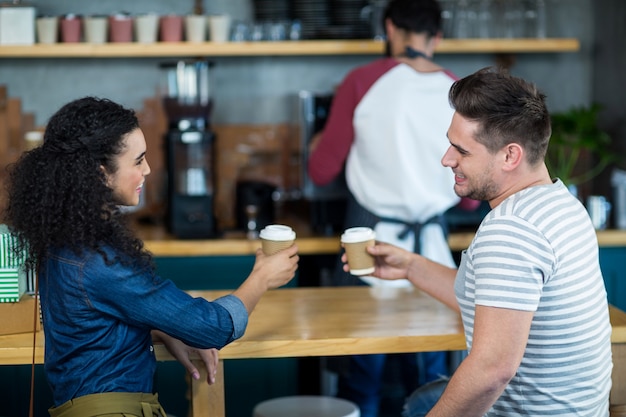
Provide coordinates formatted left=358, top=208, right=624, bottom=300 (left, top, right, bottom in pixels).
left=162, top=60, right=217, bottom=238
left=297, top=90, right=350, bottom=235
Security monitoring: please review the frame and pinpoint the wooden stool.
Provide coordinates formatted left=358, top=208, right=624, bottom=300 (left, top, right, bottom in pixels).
left=253, top=395, right=360, bottom=417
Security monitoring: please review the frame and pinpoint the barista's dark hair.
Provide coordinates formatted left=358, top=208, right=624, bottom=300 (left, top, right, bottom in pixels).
left=3, top=96, right=153, bottom=271
left=384, top=0, right=442, bottom=38
left=448, top=67, right=552, bottom=166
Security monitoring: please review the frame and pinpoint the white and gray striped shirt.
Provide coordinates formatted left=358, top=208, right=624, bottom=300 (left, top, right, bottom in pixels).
left=455, top=179, right=612, bottom=416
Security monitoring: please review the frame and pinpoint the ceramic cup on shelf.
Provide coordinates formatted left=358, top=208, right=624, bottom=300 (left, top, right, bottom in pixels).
left=84, top=15, right=108, bottom=44
left=36, top=16, right=59, bottom=44
left=207, top=14, right=231, bottom=42
left=109, top=13, right=133, bottom=42
left=185, top=14, right=206, bottom=42
left=134, top=13, right=159, bottom=43
left=160, top=14, right=183, bottom=42
left=60, top=14, right=82, bottom=43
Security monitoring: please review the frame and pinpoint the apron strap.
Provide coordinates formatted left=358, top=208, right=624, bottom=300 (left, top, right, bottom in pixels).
left=377, top=213, right=447, bottom=255
left=345, top=193, right=448, bottom=255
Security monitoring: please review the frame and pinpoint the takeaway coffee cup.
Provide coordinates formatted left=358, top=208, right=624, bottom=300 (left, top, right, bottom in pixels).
left=341, top=227, right=376, bottom=276
left=259, top=224, right=296, bottom=255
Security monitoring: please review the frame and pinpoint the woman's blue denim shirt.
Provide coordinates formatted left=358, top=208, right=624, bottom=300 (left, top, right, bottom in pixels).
left=39, top=246, right=248, bottom=406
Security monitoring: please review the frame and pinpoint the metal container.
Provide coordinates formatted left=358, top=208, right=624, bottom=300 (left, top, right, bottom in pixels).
left=161, top=60, right=214, bottom=129
left=612, top=169, right=626, bottom=229
left=297, top=90, right=350, bottom=235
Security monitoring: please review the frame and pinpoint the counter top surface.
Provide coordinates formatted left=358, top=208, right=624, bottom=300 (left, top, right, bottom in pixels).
left=3, top=287, right=625, bottom=365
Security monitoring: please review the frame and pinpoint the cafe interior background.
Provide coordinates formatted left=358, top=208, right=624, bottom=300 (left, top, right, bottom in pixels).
left=0, top=0, right=625, bottom=416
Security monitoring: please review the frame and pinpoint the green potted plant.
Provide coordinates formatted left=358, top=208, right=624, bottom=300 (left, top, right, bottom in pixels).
left=546, top=103, right=617, bottom=191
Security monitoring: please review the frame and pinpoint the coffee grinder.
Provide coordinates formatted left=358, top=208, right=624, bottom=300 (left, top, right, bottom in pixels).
left=162, top=60, right=217, bottom=238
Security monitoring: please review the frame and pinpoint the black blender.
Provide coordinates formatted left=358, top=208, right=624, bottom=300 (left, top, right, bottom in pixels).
left=161, top=60, right=217, bottom=238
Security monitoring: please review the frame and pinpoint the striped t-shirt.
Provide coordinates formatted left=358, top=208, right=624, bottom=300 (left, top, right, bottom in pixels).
left=455, top=179, right=612, bottom=416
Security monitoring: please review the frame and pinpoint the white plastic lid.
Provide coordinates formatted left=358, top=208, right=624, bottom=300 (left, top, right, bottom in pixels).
left=259, top=224, right=295, bottom=241
left=341, top=227, right=375, bottom=243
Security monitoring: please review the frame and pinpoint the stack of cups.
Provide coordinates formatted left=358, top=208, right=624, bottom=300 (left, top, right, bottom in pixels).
left=259, top=225, right=296, bottom=255
left=341, top=227, right=376, bottom=276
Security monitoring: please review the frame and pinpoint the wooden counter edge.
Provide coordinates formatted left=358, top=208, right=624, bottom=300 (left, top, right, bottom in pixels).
left=143, top=230, right=626, bottom=257
left=3, top=306, right=623, bottom=366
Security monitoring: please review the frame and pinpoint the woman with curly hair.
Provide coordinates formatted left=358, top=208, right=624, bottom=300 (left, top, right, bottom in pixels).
left=3, top=96, right=299, bottom=417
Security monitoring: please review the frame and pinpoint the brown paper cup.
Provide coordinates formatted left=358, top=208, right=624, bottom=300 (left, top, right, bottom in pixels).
left=261, top=238, right=295, bottom=256
left=341, top=227, right=376, bottom=276
left=344, top=239, right=375, bottom=275
left=259, top=224, right=296, bottom=255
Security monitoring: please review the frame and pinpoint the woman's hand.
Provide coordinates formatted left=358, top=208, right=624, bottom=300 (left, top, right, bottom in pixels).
left=233, top=245, right=299, bottom=314
left=152, top=330, right=219, bottom=385
left=250, top=245, right=299, bottom=291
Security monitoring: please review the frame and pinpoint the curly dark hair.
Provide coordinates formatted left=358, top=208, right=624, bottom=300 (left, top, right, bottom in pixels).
left=3, top=96, right=153, bottom=271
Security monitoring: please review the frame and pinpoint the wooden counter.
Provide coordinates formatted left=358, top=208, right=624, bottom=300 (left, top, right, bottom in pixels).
left=2, top=287, right=625, bottom=416
left=137, top=224, right=626, bottom=257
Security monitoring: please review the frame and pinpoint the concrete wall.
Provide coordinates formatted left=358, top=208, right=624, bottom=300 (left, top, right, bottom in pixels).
left=0, top=0, right=594, bottom=127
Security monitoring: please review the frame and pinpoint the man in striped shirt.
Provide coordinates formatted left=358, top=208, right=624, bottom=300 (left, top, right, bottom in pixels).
left=356, top=67, right=613, bottom=416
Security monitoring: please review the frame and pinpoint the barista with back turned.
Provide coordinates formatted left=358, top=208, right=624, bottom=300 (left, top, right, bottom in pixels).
left=308, top=0, right=479, bottom=416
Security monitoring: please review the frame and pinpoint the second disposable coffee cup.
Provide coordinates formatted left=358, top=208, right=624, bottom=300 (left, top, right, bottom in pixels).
left=341, top=227, right=376, bottom=276
left=259, top=225, right=295, bottom=255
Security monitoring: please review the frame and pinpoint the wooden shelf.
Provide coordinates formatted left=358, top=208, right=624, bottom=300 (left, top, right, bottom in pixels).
left=0, top=38, right=580, bottom=58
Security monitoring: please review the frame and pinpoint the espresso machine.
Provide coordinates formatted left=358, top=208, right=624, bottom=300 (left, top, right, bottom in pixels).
left=162, top=60, right=217, bottom=238
left=297, top=90, right=350, bottom=235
